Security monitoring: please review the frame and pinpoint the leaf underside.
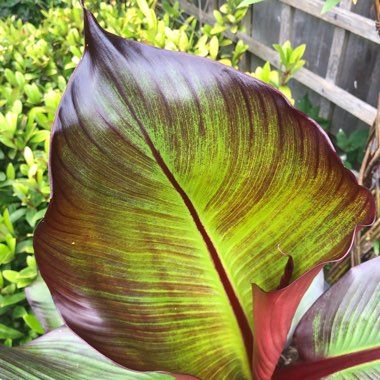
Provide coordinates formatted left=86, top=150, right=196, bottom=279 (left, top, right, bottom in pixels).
left=33, top=6, right=375, bottom=380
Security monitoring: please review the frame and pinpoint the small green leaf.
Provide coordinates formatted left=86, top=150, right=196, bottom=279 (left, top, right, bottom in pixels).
left=213, top=10, right=224, bottom=24
left=336, top=129, right=348, bottom=149
left=0, top=244, right=13, bottom=265
left=9, top=209, right=26, bottom=224
left=1, top=284, right=16, bottom=296
left=16, top=239, right=34, bottom=254
left=29, top=130, right=50, bottom=143
left=23, top=314, right=44, bottom=334
left=0, top=323, right=23, bottom=339
left=290, top=44, right=306, bottom=64
left=12, top=306, right=28, bottom=319
left=4, top=69, right=17, bottom=87
left=24, top=84, right=43, bottom=105
left=209, top=36, right=219, bottom=59
left=26, top=256, right=36, bottom=269
left=374, top=240, right=380, bottom=256
left=2, top=270, right=19, bottom=284
left=15, top=72, right=25, bottom=89
left=3, top=208, right=15, bottom=234
left=0, top=292, right=26, bottom=308
left=17, top=266, right=37, bottom=280
left=6, top=163, right=15, bottom=181
left=23, top=147, right=34, bottom=166
left=5, top=235, right=15, bottom=255
left=273, top=43, right=286, bottom=65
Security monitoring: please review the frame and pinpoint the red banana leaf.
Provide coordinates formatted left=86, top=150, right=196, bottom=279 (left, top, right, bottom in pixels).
left=33, top=3, right=375, bottom=379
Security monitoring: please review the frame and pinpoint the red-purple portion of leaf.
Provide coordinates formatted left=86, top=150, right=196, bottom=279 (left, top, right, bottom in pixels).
left=252, top=264, right=322, bottom=379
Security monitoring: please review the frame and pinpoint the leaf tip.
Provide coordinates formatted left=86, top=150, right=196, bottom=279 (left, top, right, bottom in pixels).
left=82, top=6, right=105, bottom=48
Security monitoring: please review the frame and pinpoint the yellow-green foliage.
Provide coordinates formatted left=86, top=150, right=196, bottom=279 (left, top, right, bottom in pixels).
left=248, top=41, right=306, bottom=104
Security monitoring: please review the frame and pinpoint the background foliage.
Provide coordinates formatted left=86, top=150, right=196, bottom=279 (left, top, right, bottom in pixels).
left=0, top=0, right=368, bottom=346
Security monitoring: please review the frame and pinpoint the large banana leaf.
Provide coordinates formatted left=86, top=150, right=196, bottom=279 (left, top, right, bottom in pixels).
left=274, top=257, right=380, bottom=379
left=33, top=3, right=374, bottom=379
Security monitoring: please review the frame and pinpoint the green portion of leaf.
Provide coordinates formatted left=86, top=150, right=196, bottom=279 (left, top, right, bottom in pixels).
left=0, top=327, right=176, bottom=380
left=0, top=292, right=25, bottom=307
left=25, top=274, right=63, bottom=333
left=34, top=6, right=374, bottom=380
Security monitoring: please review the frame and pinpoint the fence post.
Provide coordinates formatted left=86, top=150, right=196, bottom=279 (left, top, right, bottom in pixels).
left=279, top=3, right=295, bottom=43
left=319, top=0, right=353, bottom=120
left=240, top=7, right=253, bottom=71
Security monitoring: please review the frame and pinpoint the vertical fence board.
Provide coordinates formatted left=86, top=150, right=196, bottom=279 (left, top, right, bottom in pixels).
left=279, top=4, right=294, bottom=43
left=319, top=0, right=352, bottom=120
left=251, top=0, right=281, bottom=46
left=240, top=6, right=253, bottom=71
left=292, top=10, right=334, bottom=77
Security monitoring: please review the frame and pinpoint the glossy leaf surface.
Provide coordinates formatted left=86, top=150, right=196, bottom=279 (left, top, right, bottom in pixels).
left=34, top=4, right=374, bottom=379
left=0, top=327, right=175, bottom=380
left=274, top=257, right=380, bottom=380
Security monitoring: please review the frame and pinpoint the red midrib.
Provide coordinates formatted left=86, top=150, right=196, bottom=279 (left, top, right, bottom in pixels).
left=140, top=126, right=254, bottom=364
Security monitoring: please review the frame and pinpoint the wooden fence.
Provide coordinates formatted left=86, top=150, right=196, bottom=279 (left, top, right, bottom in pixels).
left=179, top=0, right=380, bottom=133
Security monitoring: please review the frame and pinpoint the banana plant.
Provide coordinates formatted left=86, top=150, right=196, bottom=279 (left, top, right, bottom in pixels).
left=1, top=1, right=377, bottom=379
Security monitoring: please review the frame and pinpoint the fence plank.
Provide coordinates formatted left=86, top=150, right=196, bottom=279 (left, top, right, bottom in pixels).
left=279, top=0, right=379, bottom=45
left=279, top=4, right=294, bottom=43
left=178, top=0, right=377, bottom=126
left=240, top=6, right=253, bottom=71
left=319, top=0, right=352, bottom=119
